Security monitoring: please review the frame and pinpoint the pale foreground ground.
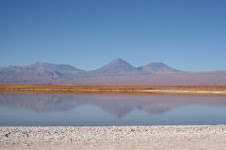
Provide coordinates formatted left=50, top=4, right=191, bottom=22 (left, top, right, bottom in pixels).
left=1, top=125, right=226, bottom=150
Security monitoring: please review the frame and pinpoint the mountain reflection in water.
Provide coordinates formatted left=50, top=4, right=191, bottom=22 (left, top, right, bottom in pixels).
left=0, top=93, right=226, bottom=126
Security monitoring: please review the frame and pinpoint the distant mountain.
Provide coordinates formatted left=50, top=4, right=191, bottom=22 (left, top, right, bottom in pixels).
left=31, top=62, right=82, bottom=72
left=0, top=58, right=226, bottom=85
left=0, top=62, right=83, bottom=84
left=91, top=58, right=138, bottom=76
left=138, top=62, right=178, bottom=73
left=0, top=62, right=81, bottom=74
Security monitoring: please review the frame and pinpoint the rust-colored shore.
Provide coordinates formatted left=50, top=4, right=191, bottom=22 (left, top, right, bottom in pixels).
left=0, top=84, right=226, bottom=96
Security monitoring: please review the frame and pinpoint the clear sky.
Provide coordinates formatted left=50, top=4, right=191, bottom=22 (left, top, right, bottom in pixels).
left=0, top=0, right=226, bottom=71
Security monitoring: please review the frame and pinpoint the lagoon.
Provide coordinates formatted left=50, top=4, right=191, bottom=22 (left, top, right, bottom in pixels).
left=0, top=93, right=226, bottom=126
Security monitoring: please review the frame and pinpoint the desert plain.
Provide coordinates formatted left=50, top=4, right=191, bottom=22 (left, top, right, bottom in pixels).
left=1, top=84, right=226, bottom=96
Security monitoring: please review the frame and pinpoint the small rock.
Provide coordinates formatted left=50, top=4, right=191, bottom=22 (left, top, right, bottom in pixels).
left=131, top=129, right=135, bottom=132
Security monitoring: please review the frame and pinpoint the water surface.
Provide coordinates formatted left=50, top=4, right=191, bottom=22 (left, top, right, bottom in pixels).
left=0, top=93, right=226, bottom=126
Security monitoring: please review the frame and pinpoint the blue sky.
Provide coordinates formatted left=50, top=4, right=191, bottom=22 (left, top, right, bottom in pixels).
left=0, top=0, right=226, bottom=71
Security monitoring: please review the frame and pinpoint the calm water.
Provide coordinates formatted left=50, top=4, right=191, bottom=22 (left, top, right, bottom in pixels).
left=0, top=93, right=226, bottom=126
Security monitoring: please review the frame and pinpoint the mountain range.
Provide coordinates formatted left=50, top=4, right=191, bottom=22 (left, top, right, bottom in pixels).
left=0, top=58, right=226, bottom=85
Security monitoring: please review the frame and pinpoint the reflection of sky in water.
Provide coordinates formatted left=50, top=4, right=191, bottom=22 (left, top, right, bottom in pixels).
left=0, top=93, right=226, bottom=126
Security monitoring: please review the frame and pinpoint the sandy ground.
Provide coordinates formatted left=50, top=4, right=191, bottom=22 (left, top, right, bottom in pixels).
left=1, top=125, right=226, bottom=150
left=1, top=84, right=226, bottom=96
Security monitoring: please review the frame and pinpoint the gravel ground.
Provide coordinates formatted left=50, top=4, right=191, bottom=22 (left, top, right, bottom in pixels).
left=1, top=125, right=226, bottom=150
